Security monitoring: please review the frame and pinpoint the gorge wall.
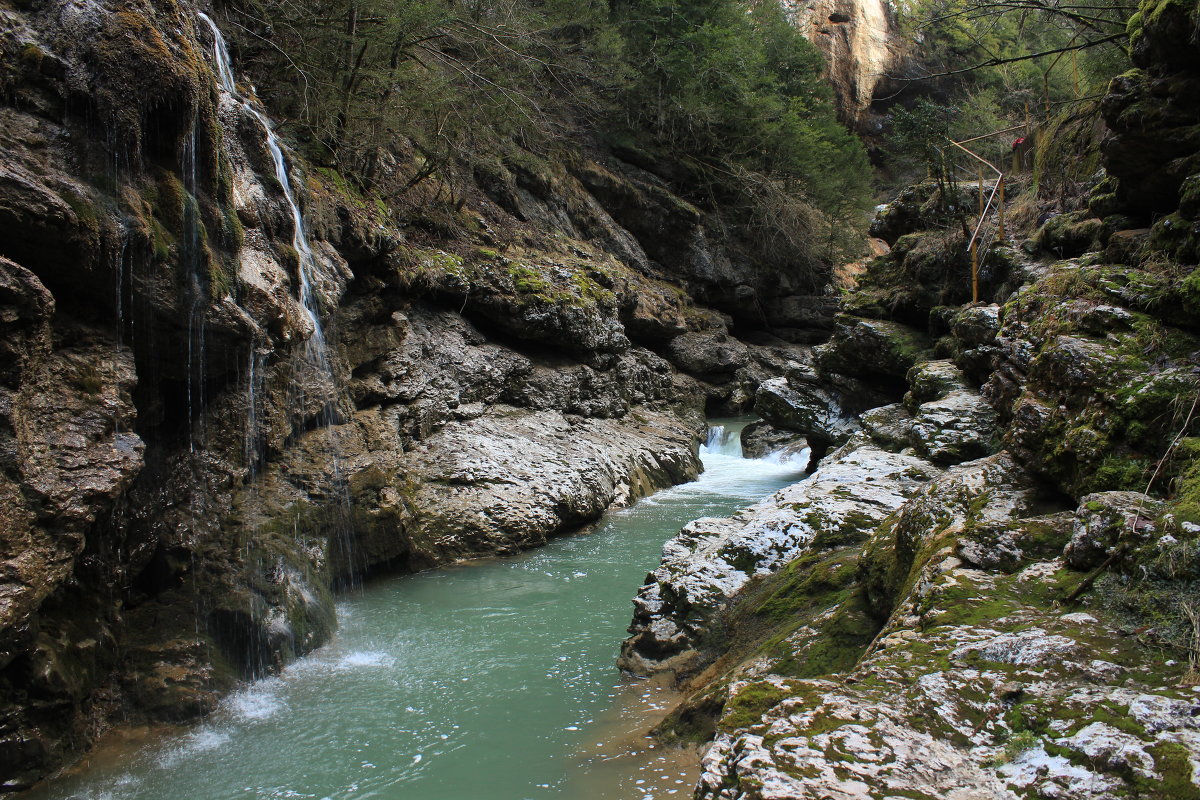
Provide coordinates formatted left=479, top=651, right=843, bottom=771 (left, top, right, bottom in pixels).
left=619, top=1, right=1200, bottom=796
left=0, top=0, right=840, bottom=788
left=784, top=0, right=898, bottom=122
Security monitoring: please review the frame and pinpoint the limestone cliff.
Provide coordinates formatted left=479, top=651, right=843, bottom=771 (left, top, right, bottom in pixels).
left=0, top=0, right=833, bottom=788
left=784, top=0, right=899, bottom=122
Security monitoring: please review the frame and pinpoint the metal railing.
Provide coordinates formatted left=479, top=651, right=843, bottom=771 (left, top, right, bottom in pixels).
left=945, top=124, right=1026, bottom=303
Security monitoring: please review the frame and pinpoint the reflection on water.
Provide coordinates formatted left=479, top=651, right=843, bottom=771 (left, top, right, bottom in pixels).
left=28, top=419, right=807, bottom=800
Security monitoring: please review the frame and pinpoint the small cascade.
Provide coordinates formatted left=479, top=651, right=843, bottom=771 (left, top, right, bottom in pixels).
left=703, top=424, right=744, bottom=458
left=198, top=12, right=357, bottom=580
left=197, top=12, right=330, bottom=372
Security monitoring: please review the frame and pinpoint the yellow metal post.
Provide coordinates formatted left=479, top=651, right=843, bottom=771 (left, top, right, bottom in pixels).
left=971, top=239, right=979, bottom=304
left=998, top=177, right=1006, bottom=242
left=978, top=164, right=985, bottom=217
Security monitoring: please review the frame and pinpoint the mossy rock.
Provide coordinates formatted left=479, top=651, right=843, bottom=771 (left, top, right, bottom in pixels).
left=1128, top=0, right=1200, bottom=71
left=1179, top=173, right=1200, bottom=220
left=1150, top=212, right=1200, bottom=264
left=1036, top=210, right=1105, bottom=258
left=815, top=315, right=934, bottom=381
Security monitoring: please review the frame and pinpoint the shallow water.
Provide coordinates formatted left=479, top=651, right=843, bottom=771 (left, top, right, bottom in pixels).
left=30, top=420, right=807, bottom=800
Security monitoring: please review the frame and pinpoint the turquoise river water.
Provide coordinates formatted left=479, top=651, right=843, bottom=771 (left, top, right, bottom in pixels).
left=29, top=421, right=808, bottom=800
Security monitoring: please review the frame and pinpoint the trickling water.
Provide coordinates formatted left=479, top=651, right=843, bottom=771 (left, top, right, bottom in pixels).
left=197, top=12, right=329, bottom=367
left=27, top=419, right=809, bottom=800
left=198, top=11, right=355, bottom=571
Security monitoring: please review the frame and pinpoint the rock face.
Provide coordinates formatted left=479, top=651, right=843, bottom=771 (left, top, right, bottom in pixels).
left=1102, top=0, right=1200, bottom=216
left=0, top=2, right=842, bottom=787
left=782, top=0, right=898, bottom=122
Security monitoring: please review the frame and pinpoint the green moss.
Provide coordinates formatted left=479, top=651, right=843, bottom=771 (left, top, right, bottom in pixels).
left=749, top=551, right=857, bottom=622
left=1146, top=740, right=1200, bottom=800
left=1170, top=439, right=1200, bottom=525
left=1150, top=213, right=1200, bottom=264
left=154, top=169, right=187, bottom=229
left=59, top=189, right=100, bottom=239
left=720, top=681, right=787, bottom=731
left=1181, top=268, right=1200, bottom=318
left=1083, top=453, right=1151, bottom=493
left=507, top=262, right=553, bottom=296
left=986, top=730, right=1041, bottom=766
left=769, top=592, right=878, bottom=678
left=150, top=217, right=174, bottom=262
left=208, top=256, right=235, bottom=299
left=219, top=202, right=245, bottom=251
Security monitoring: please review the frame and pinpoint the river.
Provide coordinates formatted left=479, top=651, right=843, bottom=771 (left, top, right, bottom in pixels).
left=28, top=420, right=807, bottom=800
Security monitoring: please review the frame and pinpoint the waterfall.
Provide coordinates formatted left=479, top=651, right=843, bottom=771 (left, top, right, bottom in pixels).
left=196, top=12, right=328, bottom=367
left=703, top=424, right=744, bottom=458
left=198, top=12, right=358, bottom=581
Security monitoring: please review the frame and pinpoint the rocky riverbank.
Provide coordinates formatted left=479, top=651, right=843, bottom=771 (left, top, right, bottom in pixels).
left=621, top=2, right=1200, bottom=794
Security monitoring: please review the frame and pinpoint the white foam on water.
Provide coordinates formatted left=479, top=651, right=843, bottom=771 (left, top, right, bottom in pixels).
left=154, top=727, right=232, bottom=769
left=339, top=650, right=394, bottom=669
left=229, top=684, right=285, bottom=722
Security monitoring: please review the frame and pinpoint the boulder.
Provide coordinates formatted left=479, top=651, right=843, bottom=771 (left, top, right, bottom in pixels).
left=952, top=303, right=1002, bottom=348
left=739, top=421, right=810, bottom=462
left=814, top=315, right=933, bottom=382
left=754, top=376, right=858, bottom=446
left=1036, top=210, right=1106, bottom=257
left=666, top=331, right=751, bottom=377
left=1064, top=491, right=1163, bottom=570
left=859, top=402, right=914, bottom=451
left=910, top=389, right=999, bottom=464
left=904, top=359, right=970, bottom=408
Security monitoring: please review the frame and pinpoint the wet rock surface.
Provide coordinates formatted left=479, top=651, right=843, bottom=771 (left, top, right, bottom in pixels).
left=0, top=1, right=835, bottom=785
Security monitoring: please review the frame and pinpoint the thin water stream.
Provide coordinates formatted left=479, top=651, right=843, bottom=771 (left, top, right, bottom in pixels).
left=28, top=420, right=807, bottom=800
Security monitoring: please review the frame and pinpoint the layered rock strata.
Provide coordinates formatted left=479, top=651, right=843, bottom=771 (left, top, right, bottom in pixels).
left=0, top=1, right=825, bottom=787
